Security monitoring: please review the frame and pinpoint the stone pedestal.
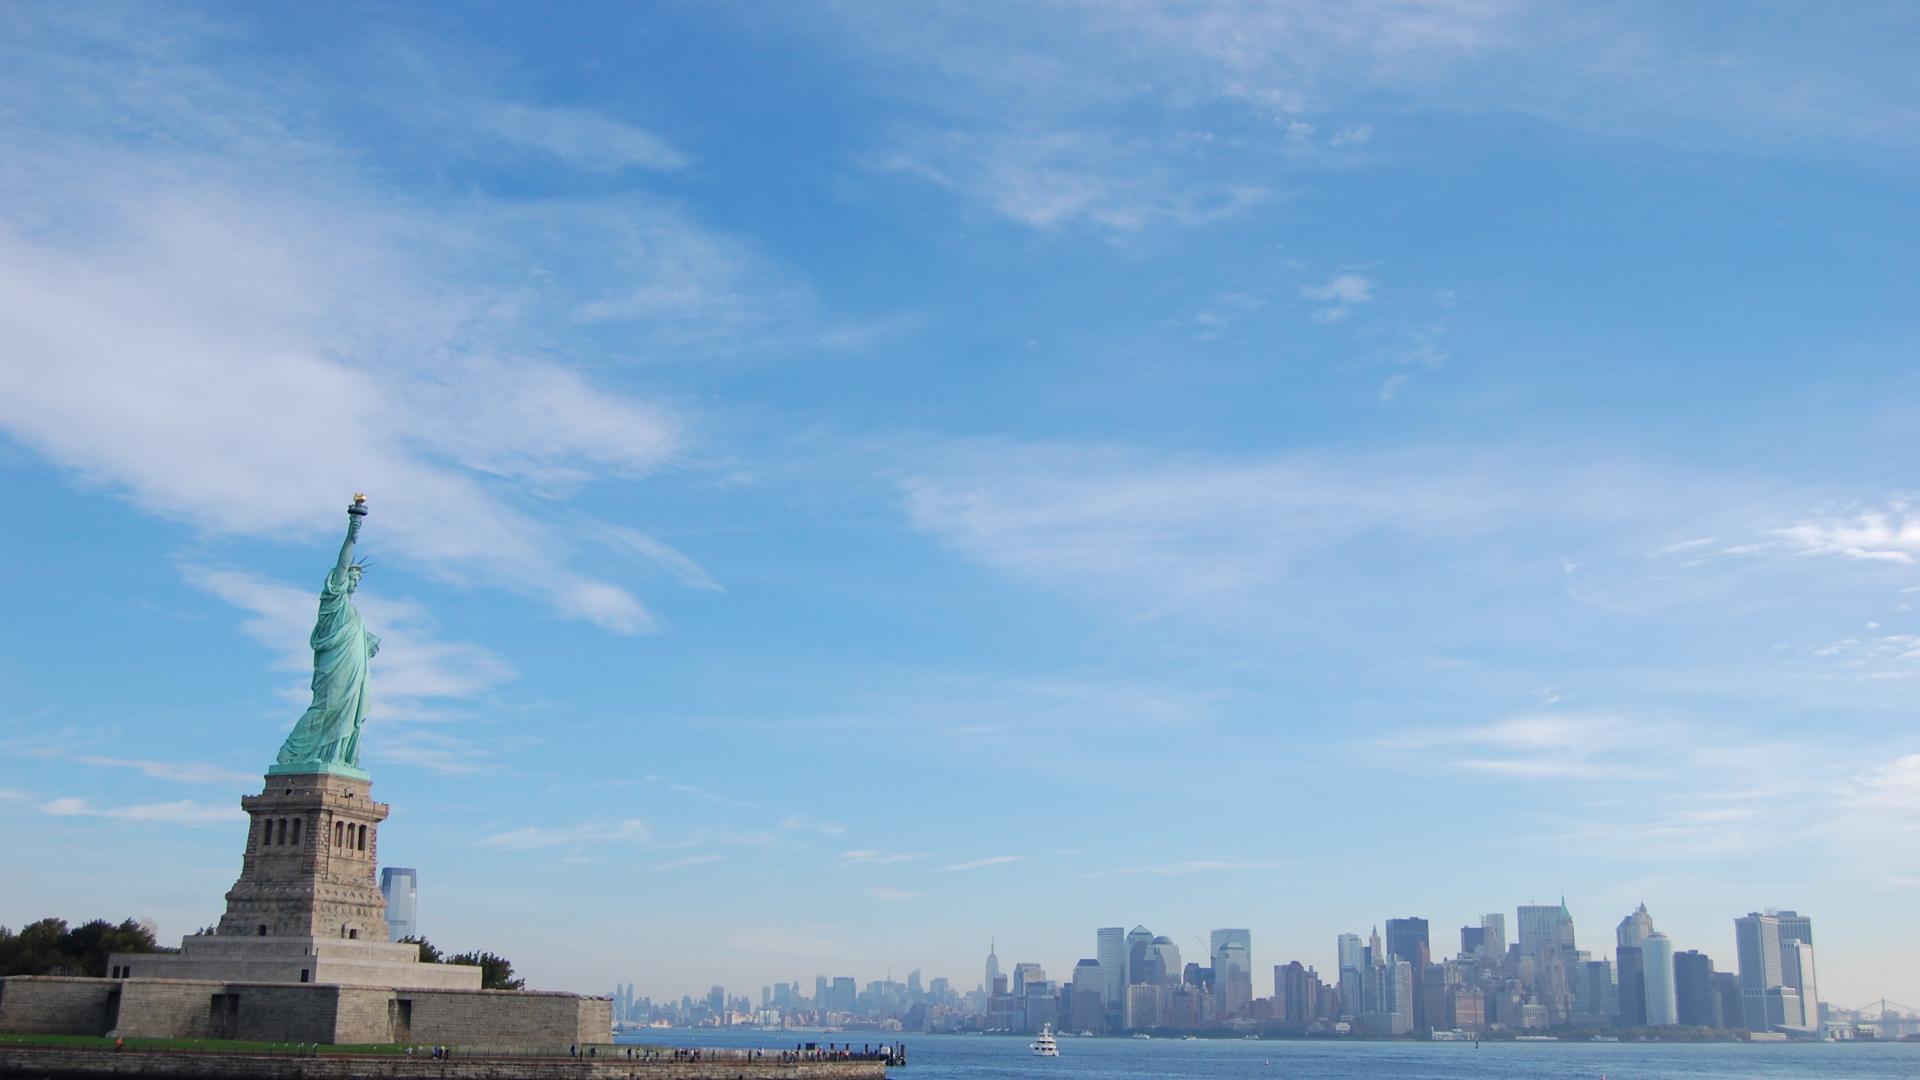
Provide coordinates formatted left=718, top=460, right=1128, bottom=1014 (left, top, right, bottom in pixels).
left=109, top=772, right=480, bottom=992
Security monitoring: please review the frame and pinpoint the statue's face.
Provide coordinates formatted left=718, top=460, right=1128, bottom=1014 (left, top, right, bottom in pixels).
left=346, top=566, right=363, bottom=592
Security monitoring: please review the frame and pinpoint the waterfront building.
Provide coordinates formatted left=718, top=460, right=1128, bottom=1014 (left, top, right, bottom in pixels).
left=1070, top=959, right=1105, bottom=1034
left=1275, top=961, right=1317, bottom=1023
left=1617, top=945, right=1647, bottom=1026
left=1711, top=971, right=1745, bottom=1030
left=1642, top=932, right=1677, bottom=1025
left=1216, top=941, right=1252, bottom=1018
left=1736, top=911, right=1817, bottom=1032
left=1124, top=981, right=1158, bottom=1030
left=379, top=866, right=416, bottom=943
left=831, top=976, right=856, bottom=1013
left=1673, top=950, right=1716, bottom=1027
left=1572, top=959, right=1616, bottom=1026
left=1096, top=927, right=1125, bottom=1025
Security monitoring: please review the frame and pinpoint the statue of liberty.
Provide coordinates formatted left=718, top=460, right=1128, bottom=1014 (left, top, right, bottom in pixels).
left=270, top=495, right=380, bottom=777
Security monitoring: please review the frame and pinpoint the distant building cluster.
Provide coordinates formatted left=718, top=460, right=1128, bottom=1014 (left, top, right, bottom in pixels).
left=604, top=902, right=1908, bottom=1040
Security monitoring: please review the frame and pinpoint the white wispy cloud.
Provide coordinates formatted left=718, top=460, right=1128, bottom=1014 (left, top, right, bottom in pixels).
left=1083, top=858, right=1286, bottom=878
left=41, top=797, right=239, bottom=825
left=1770, top=502, right=1920, bottom=565
left=655, top=853, right=725, bottom=869
left=1848, top=754, right=1920, bottom=814
left=186, top=568, right=516, bottom=708
left=482, top=819, right=652, bottom=850
left=875, top=129, right=1268, bottom=233
left=42, top=753, right=257, bottom=788
left=468, top=102, right=689, bottom=172
left=865, top=887, right=921, bottom=901
left=780, top=814, right=847, bottom=836
left=838, top=850, right=929, bottom=865
left=1300, top=273, right=1375, bottom=322
left=939, top=855, right=1022, bottom=872
left=0, top=9, right=802, bottom=636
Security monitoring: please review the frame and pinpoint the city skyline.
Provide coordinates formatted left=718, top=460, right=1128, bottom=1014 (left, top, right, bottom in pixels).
left=2, top=2, right=1918, bottom=1008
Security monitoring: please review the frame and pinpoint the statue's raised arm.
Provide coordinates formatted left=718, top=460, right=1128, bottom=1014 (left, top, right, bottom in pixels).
left=270, top=494, right=377, bottom=779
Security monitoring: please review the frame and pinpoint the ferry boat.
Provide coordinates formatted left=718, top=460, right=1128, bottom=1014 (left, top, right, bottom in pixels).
left=1030, top=1024, right=1060, bottom=1056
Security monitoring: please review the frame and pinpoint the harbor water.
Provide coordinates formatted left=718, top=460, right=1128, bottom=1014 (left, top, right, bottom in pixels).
left=619, top=1028, right=1919, bottom=1080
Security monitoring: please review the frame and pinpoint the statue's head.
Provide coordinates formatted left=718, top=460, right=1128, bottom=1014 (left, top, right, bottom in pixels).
left=347, top=557, right=370, bottom=592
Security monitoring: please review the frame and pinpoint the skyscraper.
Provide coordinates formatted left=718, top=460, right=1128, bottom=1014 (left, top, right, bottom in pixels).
left=1148, top=937, right=1182, bottom=986
left=1481, top=913, right=1506, bottom=961
left=1616, top=903, right=1655, bottom=948
left=1210, top=929, right=1252, bottom=982
left=984, top=938, right=1000, bottom=996
left=1383, top=918, right=1429, bottom=965
left=1642, top=932, right=1677, bottom=1026
left=1615, top=903, right=1657, bottom=1027
left=1673, top=950, right=1717, bottom=1027
left=1735, top=911, right=1818, bottom=1032
left=1215, top=939, right=1252, bottom=1017
left=1336, top=933, right=1364, bottom=973
left=1125, top=926, right=1154, bottom=985
left=379, top=866, right=417, bottom=943
left=1096, top=927, right=1125, bottom=1023
left=1012, top=962, right=1045, bottom=998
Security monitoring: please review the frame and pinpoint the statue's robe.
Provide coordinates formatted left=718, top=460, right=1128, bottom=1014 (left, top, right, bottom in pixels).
left=274, top=565, right=380, bottom=769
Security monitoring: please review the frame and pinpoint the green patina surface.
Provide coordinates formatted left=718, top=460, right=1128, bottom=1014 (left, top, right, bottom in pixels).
left=271, top=501, right=378, bottom=780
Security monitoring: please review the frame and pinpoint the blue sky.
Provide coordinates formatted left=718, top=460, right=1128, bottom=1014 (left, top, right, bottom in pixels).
left=1, top=2, right=1917, bottom=1007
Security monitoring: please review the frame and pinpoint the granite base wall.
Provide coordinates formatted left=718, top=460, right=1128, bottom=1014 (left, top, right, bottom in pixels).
left=0, top=979, right=118, bottom=1036
left=1, top=977, right=608, bottom=1048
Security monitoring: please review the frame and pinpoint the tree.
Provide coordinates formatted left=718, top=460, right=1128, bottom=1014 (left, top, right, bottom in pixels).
left=398, top=935, right=442, bottom=964
left=446, top=950, right=524, bottom=990
left=0, top=917, right=164, bottom=977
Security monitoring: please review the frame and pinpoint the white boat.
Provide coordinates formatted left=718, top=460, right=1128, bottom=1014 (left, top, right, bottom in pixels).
left=1030, top=1023, right=1059, bottom=1056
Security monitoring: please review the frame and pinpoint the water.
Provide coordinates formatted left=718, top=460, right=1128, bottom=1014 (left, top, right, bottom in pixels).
left=617, top=1028, right=1920, bottom=1079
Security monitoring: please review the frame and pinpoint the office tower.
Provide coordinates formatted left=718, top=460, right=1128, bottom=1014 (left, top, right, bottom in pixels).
left=1711, top=971, right=1744, bottom=1030
left=1735, top=911, right=1788, bottom=1030
left=1275, top=961, right=1314, bottom=1023
left=1124, top=982, right=1158, bottom=1030
left=1673, top=950, right=1716, bottom=1027
left=1071, top=959, right=1106, bottom=1034
left=1482, top=913, right=1506, bottom=961
left=1460, top=924, right=1486, bottom=958
left=1384, top=918, right=1429, bottom=965
left=1126, top=926, right=1154, bottom=985
left=830, top=977, right=856, bottom=1013
left=1097, top=927, right=1125, bottom=1020
left=1367, top=926, right=1382, bottom=968
left=1617, top=946, right=1646, bottom=1026
left=707, top=985, right=726, bottom=1014
left=1211, top=929, right=1252, bottom=981
left=1336, top=933, right=1364, bottom=973
left=815, top=974, right=829, bottom=1007
left=1616, top=902, right=1655, bottom=948
left=1572, top=959, right=1616, bottom=1025
left=1013, top=962, right=1045, bottom=998
left=1782, top=941, right=1818, bottom=1031
left=907, top=969, right=922, bottom=995
left=379, top=866, right=417, bottom=943
left=1519, top=901, right=1576, bottom=966
left=1216, top=940, right=1252, bottom=1017
left=1642, top=932, right=1677, bottom=1025
left=1149, top=937, right=1182, bottom=985
left=985, top=938, right=1000, bottom=996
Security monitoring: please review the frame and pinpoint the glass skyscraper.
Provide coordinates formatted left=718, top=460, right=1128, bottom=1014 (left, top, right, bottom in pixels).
left=379, top=866, right=417, bottom=942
